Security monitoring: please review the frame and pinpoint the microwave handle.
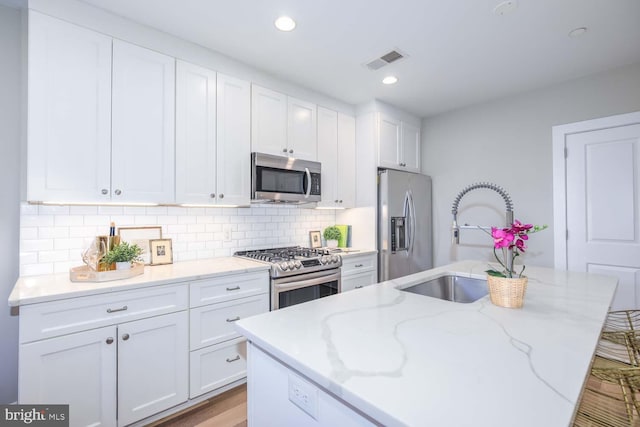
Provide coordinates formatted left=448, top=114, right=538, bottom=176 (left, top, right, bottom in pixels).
left=304, top=167, right=311, bottom=199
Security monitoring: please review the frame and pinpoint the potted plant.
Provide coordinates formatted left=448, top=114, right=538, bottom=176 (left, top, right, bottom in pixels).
left=485, top=220, right=547, bottom=308
left=323, top=226, right=342, bottom=248
left=101, top=242, right=144, bottom=270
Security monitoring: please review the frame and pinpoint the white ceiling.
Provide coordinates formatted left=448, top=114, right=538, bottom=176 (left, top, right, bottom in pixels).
left=61, top=1, right=640, bottom=116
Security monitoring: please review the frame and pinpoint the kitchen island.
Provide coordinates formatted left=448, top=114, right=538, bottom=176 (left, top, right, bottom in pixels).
left=235, top=261, right=617, bottom=426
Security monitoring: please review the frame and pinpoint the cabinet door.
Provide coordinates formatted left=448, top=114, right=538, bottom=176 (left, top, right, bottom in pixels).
left=175, top=61, right=217, bottom=205
left=112, top=40, right=175, bottom=204
left=377, top=113, right=401, bottom=169
left=401, top=122, right=421, bottom=172
left=337, top=113, right=356, bottom=208
left=19, top=326, right=117, bottom=427
left=27, top=11, right=112, bottom=203
left=190, top=337, right=247, bottom=398
left=317, top=107, right=338, bottom=208
left=117, top=311, right=188, bottom=426
left=341, top=270, right=377, bottom=292
left=288, top=97, right=317, bottom=160
left=216, top=73, right=251, bottom=206
left=251, top=84, right=287, bottom=157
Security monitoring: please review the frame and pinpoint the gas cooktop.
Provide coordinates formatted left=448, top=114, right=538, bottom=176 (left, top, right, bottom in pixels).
left=234, top=246, right=341, bottom=278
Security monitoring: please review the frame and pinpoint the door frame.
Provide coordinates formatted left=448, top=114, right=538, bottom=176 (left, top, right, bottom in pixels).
left=552, top=110, right=640, bottom=269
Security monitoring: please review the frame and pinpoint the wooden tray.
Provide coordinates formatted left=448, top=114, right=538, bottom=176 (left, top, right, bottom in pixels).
left=70, top=263, right=145, bottom=282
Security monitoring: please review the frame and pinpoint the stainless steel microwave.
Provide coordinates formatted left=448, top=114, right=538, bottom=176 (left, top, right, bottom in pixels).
left=251, top=152, right=321, bottom=203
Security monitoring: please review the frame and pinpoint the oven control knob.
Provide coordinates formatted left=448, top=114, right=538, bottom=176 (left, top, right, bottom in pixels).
left=322, top=256, right=330, bottom=264
left=287, top=261, right=296, bottom=270
left=279, top=262, right=289, bottom=271
left=294, top=260, right=302, bottom=269
left=331, top=255, right=339, bottom=263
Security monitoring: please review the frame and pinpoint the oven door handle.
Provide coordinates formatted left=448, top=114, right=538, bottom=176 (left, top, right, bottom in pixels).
left=274, top=273, right=340, bottom=292
left=304, top=167, right=311, bottom=199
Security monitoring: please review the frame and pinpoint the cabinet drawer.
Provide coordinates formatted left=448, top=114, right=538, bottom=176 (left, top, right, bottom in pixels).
left=189, top=337, right=247, bottom=398
left=341, top=254, right=376, bottom=275
left=190, top=271, right=269, bottom=307
left=342, top=270, right=377, bottom=293
left=190, top=294, right=269, bottom=351
left=20, top=284, right=188, bottom=343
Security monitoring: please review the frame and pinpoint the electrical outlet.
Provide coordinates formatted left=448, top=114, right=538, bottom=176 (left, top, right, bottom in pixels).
left=288, top=374, right=318, bottom=419
left=223, top=225, right=232, bottom=242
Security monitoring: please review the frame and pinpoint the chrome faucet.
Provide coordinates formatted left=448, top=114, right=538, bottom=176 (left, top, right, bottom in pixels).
left=451, top=182, right=514, bottom=272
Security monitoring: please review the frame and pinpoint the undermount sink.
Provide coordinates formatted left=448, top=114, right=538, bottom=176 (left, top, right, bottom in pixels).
left=400, top=275, right=488, bottom=303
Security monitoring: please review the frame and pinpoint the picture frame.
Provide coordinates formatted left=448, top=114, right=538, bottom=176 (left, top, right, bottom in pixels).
left=149, top=239, right=173, bottom=265
left=309, top=230, right=322, bottom=248
left=118, top=226, right=162, bottom=265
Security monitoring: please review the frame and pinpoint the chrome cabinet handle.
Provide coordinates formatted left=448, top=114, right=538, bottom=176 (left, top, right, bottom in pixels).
left=339, top=200, right=343, bottom=203
left=210, top=193, right=216, bottom=198
left=101, top=189, right=109, bottom=195
left=114, top=189, right=122, bottom=195
left=106, top=337, right=114, bottom=344
left=122, top=333, right=130, bottom=341
left=226, top=316, right=240, bottom=322
left=289, top=149, right=294, bottom=154
left=219, top=194, right=224, bottom=199
left=282, top=148, right=287, bottom=153
left=335, top=199, right=339, bottom=203
left=226, top=355, right=241, bottom=363
left=355, top=285, right=363, bottom=289
left=355, top=264, right=363, bottom=268
left=107, top=305, right=128, bottom=313
left=226, top=286, right=240, bottom=291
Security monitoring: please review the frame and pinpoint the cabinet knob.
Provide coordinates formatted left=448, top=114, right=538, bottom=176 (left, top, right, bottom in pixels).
left=219, top=194, right=224, bottom=199
left=106, top=337, right=114, bottom=345
left=101, top=189, right=109, bottom=195
left=114, top=189, right=122, bottom=196
left=283, top=148, right=288, bottom=153
left=289, top=149, right=294, bottom=154
left=210, top=193, right=216, bottom=199
left=339, top=200, right=343, bottom=203
left=334, top=199, right=339, bottom=203
left=122, top=333, right=130, bottom=341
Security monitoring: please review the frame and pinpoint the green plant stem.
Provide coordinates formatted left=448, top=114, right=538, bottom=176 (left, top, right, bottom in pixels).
left=493, top=247, right=509, bottom=277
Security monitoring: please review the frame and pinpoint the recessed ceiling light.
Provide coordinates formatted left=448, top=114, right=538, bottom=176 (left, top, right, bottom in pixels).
left=382, top=76, right=398, bottom=85
left=493, top=0, right=518, bottom=16
left=569, top=27, right=588, bottom=38
left=275, top=16, right=296, bottom=32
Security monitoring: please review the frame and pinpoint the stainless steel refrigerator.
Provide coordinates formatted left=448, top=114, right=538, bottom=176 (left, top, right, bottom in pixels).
left=378, top=169, right=433, bottom=281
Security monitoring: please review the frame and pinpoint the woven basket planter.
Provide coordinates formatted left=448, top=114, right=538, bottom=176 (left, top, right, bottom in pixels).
left=487, top=275, right=528, bottom=308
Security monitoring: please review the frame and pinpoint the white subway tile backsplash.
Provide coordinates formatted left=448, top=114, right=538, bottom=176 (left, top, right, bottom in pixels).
left=19, top=202, right=337, bottom=276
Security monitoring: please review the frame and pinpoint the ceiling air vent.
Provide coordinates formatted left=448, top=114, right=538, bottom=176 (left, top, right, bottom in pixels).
left=365, top=49, right=408, bottom=71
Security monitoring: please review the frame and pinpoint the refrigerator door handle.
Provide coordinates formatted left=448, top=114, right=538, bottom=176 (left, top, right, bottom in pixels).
left=407, top=191, right=416, bottom=255
left=403, top=191, right=412, bottom=255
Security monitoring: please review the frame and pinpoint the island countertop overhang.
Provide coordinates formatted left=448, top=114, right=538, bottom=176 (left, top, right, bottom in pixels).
left=235, top=260, right=617, bottom=426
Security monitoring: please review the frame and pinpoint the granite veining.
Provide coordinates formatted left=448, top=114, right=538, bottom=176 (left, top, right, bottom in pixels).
left=236, top=261, right=617, bottom=426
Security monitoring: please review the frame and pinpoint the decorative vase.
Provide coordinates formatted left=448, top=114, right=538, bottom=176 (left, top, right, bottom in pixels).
left=115, top=261, right=131, bottom=270
left=326, top=239, right=338, bottom=248
left=487, top=275, right=528, bottom=308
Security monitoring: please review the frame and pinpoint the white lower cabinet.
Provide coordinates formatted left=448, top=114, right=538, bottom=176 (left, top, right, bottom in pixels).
left=19, top=284, right=188, bottom=427
left=341, top=253, right=378, bottom=292
left=189, top=272, right=269, bottom=399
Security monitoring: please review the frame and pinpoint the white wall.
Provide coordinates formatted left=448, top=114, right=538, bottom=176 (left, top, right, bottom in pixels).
left=0, top=3, right=22, bottom=403
left=422, top=61, right=640, bottom=269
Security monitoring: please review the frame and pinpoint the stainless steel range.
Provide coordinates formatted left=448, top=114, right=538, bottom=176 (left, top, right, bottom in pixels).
left=235, top=247, right=341, bottom=310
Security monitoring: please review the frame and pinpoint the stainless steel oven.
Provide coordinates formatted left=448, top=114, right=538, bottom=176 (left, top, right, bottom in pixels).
left=271, top=268, right=341, bottom=310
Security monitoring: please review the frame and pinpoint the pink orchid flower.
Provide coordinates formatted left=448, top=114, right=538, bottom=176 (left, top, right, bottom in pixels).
left=491, top=227, right=514, bottom=249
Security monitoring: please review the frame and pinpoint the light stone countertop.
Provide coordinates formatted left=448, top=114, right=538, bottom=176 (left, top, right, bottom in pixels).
left=8, top=257, right=270, bottom=307
left=235, top=260, right=617, bottom=427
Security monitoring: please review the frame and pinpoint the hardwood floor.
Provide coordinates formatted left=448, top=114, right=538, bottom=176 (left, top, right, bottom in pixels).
left=151, top=385, right=247, bottom=427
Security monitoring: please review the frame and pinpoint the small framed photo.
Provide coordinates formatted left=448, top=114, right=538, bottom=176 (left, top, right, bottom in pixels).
left=149, top=239, right=173, bottom=265
left=118, top=226, right=162, bottom=265
left=309, top=230, right=322, bottom=248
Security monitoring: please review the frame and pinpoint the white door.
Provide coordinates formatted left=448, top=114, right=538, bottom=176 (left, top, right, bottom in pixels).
left=27, top=11, right=112, bottom=203
left=317, top=107, right=338, bottom=208
left=111, top=40, right=175, bottom=204
left=175, top=61, right=217, bottom=205
left=287, top=97, right=317, bottom=160
left=19, top=326, right=117, bottom=427
left=337, top=113, right=357, bottom=208
left=117, top=311, right=188, bottom=426
left=564, top=121, right=640, bottom=310
left=216, top=73, right=251, bottom=206
left=377, top=113, right=401, bottom=169
left=251, top=84, right=287, bottom=157
left=401, top=122, right=421, bottom=173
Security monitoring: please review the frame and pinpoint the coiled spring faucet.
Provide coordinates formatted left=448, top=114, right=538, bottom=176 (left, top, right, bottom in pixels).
left=451, top=182, right=514, bottom=272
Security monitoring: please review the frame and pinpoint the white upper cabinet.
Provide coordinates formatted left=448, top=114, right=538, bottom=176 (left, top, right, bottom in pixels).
left=376, top=113, right=420, bottom=173
left=175, top=63, right=250, bottom=206
left=215, top=73, right=251, bottom=206
left=251, top=84, right=317, bottom=161
left=251, top=84, right=288, bottom=157
left=175, top=61, right=217, bottom=205
left=317, top=109, right=356, bottom=208
left=287, top=97, right=317, bottom=161
left=111, top=40, right=176, bottom=204
left=27, top=11, right=112, bottom=203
